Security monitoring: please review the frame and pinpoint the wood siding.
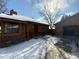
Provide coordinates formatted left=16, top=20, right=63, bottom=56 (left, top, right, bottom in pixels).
left=0, top=18, right=49, bottom=43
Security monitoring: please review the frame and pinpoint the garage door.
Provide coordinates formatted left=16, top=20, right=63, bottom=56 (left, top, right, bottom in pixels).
left=63, top=26, right=79, bottom=36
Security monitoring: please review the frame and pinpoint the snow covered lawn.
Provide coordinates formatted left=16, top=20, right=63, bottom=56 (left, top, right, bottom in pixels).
left=0, top=38, right=46, bottom=59
left=0, top=35, right=79, bottom=59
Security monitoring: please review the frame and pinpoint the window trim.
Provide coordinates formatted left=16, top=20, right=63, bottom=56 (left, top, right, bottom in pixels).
left=4, top=22, right=20, bottom=34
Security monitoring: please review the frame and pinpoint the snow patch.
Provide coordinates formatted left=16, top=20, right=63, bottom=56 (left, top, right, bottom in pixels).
left=0, top=13, right=48, bottom=25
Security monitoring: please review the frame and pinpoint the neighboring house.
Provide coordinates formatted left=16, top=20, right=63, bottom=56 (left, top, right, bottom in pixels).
left=0, top=12, right=50, bottom=43
left=55, top=13, right=79, bottom=36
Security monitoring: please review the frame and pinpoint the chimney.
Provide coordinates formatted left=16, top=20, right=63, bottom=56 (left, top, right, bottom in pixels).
left=10, top=9, right=17, bottom=15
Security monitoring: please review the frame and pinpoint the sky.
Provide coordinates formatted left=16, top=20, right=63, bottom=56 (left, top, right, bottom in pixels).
left=7, top=0, right=40, bottom=19
left=6, top=0, right=79, bottom=19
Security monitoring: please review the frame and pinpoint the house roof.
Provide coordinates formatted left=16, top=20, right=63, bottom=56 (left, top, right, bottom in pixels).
left=0, top=13, right=48, bottom=25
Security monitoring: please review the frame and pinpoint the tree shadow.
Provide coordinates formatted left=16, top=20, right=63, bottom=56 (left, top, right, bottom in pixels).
left=54, top=36, right=79, bottom=59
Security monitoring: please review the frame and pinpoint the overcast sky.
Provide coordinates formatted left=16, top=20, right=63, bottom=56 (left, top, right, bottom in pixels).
left=7, top=0, right=79, bottom=19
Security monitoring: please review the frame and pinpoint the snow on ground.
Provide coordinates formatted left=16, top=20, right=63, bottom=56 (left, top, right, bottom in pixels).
left=0, top=38, right=46, bottom=59
left=0, top=35, right=79, bottom=59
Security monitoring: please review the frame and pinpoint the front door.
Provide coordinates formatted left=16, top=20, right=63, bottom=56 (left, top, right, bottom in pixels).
left=34, top=25, right=38, bottom=36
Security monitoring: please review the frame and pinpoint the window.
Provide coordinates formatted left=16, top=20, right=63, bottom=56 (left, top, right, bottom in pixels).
left=4, top=22, right=19, bottom=33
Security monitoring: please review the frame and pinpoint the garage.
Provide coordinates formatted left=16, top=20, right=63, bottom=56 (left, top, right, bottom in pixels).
left=63, top=26, right=79, bottom=36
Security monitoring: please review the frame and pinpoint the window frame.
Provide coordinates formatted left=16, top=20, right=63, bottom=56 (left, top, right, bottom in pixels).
left=4, top=22, right=20, bottom=34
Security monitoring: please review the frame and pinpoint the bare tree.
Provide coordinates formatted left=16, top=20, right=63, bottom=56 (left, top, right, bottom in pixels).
left=28, top=0, right=69, bottom=29
left=0, top=0, right=8, bottom=13
left=36, top=0, right=62, bottom=29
